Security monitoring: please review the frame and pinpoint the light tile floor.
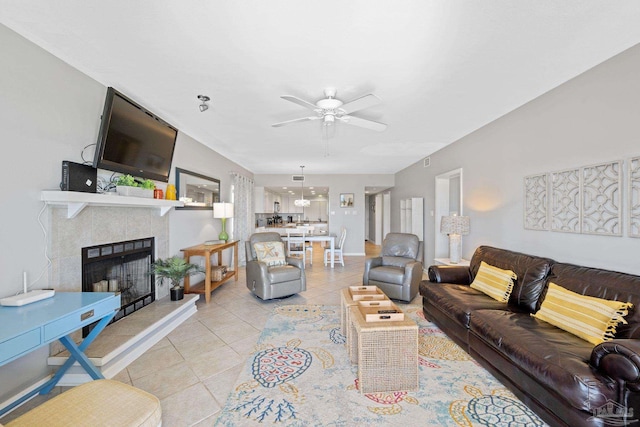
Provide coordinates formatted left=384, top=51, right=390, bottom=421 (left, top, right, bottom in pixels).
left=1, top=241, right=423, bottom=426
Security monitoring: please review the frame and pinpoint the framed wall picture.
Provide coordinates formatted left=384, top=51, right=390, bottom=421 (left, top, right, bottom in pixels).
left=340, top=193, right=354, bottom=208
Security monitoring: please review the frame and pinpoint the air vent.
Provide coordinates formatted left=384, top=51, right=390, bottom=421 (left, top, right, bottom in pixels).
left=423, top=157, right=431, bottom=167
left=292, top=175, right=305, bottom=182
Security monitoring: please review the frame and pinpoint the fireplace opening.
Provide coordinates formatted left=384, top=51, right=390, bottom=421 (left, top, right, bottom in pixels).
left=82, top=237, right=155, bottom=335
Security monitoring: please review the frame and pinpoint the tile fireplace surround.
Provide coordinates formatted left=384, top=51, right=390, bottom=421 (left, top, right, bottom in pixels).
left=47, top=205, right=171, bottom=354
left=49, top=205, right=170, bottom=295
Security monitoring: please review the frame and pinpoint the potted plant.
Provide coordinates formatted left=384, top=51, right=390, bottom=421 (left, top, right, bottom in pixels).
left=115, top=174, right=156, bottom=198
left=150, top=256, right=203, bottom=301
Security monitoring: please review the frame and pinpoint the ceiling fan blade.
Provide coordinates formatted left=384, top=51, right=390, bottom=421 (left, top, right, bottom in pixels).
left=272, top=116, right=320, bottom=127
left=340, top=94, right=382, bottom=114
left=339, top=115, right=387, bottom=132
left=280, top=95, right=318, bottom=111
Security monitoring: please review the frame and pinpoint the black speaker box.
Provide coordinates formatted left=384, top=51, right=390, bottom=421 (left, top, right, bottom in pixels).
left=60, top=161, right=97, bottom=193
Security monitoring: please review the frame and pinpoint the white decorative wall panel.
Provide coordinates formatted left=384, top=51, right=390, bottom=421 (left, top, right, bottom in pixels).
left=527, top=159, right=627, bottom=237
left=524, top=173, right=548, bottom=230
left=630, top=157, right=640, bottom=238
left=581, top=161, right=621, bottom=236
left=550, top=168, right=581, bottom=233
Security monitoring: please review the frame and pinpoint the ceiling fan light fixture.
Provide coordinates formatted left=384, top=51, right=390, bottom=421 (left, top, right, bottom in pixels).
left=323, top=114, right=335, bottom=126
left=316, top=98, right=343, bottom=110
left=272, top=88, right=386, bottom=132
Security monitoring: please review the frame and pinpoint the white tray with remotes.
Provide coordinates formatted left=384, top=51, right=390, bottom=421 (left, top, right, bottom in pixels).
left=0, top=290, right=55, bottom=306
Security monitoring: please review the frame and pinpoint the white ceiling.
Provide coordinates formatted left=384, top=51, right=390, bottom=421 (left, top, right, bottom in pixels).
left=2, top=1, right=640, bottom=175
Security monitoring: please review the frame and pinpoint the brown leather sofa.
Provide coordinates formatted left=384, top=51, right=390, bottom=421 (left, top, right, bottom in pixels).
left=420, top=246, right=640, bottom=427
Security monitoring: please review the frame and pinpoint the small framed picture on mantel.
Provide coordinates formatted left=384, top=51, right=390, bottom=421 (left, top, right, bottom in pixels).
left=340, top=193, right=354, bottom=208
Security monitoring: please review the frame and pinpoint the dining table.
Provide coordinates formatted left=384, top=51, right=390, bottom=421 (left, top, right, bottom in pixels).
left=282, top=231, right=337, bottom=268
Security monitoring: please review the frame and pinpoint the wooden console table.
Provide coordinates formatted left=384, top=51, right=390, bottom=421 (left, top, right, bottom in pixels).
left=181, top=240, right=239, bottom=303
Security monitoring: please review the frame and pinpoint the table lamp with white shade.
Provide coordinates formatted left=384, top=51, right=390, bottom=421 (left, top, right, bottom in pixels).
left=213, top=202, right=234, bottom=242
left=440, top=214, right=470, bottom=264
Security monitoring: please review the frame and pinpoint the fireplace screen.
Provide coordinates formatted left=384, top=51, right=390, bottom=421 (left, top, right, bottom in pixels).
left=82, top=238, right=155, bottom=333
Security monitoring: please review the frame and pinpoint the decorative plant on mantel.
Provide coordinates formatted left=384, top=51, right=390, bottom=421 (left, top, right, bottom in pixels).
left=115, top=174, right=156, bottom=198
left=150, top=256, right=203, bottom=300
left=116, top=174, right=155, bottom=189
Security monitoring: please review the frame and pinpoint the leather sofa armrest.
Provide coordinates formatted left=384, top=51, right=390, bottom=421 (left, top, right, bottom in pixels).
left=246, top=260, right=271, bottom=286
left=591, top=340, right=640, bottom=391
left=427, top=265, right=471, bottom=285
left=362, top=257, right=383, bottom=285
left=404, top=261, right=423, bottom=282
left=286, top=256, right=304, bottom=270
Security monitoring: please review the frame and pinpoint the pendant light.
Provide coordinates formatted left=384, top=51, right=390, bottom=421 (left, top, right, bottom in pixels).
left=294, top=166, right=311, bottom=207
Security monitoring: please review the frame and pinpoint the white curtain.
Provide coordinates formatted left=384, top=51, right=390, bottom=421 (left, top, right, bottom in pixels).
left=231, top=172, right=254, bottom=266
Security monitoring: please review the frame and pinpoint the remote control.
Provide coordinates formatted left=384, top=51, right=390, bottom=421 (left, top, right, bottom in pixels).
left=377, top=309, right=399, bottom=314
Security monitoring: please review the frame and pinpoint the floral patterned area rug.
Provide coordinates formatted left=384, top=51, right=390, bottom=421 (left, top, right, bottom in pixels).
left=214, top=304, right=547, bottom=427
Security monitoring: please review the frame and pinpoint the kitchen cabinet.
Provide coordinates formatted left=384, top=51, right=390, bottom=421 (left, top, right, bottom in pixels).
left=307, top=200, right=328, bottom=221
left=263, top=190, right=281, bottom=213
left=277, top=195, right=302, bottom=214
left=280, top=195, right=293, bottom=214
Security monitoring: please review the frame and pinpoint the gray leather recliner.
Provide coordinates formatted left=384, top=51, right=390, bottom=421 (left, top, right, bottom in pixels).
left=245, top=232, right=306, bottom=300
left=363, top=233, right=424, bottom=302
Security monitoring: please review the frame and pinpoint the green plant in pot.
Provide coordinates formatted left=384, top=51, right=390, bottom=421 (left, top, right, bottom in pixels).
left=151, top=256, right=203, bottom=301
left=116, top=174, right=138, bottom=187
left=116, top=175, right=156, bottom=197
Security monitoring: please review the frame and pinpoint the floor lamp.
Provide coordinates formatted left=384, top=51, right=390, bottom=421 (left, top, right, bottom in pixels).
left=213, top=202, right=234, bottom=242
left=440, top=214, right=470, bottom=264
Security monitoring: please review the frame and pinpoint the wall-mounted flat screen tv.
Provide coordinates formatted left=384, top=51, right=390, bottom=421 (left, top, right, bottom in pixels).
left=93, top=87, right=178, bottom=182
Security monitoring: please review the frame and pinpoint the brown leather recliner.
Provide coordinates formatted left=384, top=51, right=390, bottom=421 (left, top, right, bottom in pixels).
left=362, top=232, right=423, bottom=302
left=245, top=232, right=306, bottom=300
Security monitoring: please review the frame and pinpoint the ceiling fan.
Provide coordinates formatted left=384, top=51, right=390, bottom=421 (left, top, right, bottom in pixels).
left=271, top=87, right=387, bottom=132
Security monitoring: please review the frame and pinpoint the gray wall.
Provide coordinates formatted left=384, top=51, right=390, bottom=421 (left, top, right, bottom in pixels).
left=168, top=132, right=253, bottom=258
left=394, top=42, right=640, bottom=276
left=0, top=24, right=251, bottom=402
left=255, top=174, right=394, bottom=255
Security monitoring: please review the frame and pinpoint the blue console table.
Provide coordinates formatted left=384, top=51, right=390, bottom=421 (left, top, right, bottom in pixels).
left=0, top=292, right=121, bottom=416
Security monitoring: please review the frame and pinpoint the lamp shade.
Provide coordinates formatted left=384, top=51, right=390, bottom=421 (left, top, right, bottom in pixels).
left=213, top=202, right=234, bottom=218
left=440, top=215, right=470, bottom=235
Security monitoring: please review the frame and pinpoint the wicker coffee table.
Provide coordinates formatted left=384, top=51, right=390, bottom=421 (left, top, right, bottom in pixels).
left=340, top=286, right=389, bottom=336
left=348, top=305, right=418, bottom=394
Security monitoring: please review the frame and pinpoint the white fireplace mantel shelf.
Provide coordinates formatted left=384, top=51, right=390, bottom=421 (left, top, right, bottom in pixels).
left=41, top=191, right=184, bottom=218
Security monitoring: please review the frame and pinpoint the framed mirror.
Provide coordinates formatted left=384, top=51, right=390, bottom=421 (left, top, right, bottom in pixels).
left=175, top=168, right=220, bottom=210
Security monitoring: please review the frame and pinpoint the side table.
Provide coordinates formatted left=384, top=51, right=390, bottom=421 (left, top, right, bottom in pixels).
left=181, top=240, right=239, bottom=303
left=349, top=305, right=418, bottom=394
left=433, top=257, right=470, bottom=266
left=340, top=287, right=389, bottom=336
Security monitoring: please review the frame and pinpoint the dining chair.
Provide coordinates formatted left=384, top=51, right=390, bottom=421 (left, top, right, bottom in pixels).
left=286, top=229, right=307, bottom=266
left=324, top=226, right=346, bottom=267
left=303, top=226, right=314, bottom=265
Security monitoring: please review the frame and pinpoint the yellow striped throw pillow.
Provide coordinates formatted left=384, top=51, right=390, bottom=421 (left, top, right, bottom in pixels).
left=470, top=261, right=517, bottom=302
left=533, top=282, right=633, bottom=345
